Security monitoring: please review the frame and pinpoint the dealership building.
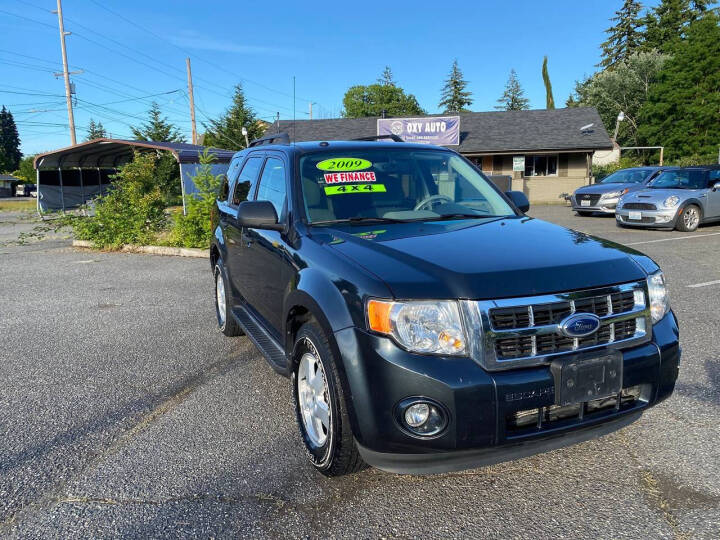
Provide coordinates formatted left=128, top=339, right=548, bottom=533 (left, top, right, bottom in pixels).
left=269, top=107, right=613, bottom=203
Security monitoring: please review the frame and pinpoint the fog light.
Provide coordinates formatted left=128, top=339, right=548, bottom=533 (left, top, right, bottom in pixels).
left=398, top=399, right=447, bottom=436
left=404, top=403, right=430, bottom=427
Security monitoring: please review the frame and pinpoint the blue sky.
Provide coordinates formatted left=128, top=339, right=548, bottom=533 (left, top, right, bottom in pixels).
left=0, top=0, right=657, bottom=155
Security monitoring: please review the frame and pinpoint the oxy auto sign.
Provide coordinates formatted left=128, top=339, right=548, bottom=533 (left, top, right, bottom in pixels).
left=377, top=116, right=460, bottom=146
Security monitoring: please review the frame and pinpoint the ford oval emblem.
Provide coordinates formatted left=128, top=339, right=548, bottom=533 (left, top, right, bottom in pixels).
left=559, top=313, right=601, bottom=338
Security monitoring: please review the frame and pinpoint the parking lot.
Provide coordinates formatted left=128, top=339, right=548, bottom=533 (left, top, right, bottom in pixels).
left=1, top=205, right=719, bottom=538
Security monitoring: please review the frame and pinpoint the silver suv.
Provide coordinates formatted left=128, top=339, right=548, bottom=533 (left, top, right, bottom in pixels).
left=616, top=165, right=720, bottom=232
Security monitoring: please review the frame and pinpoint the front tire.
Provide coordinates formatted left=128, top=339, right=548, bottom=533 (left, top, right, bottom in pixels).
left=675, top=205, right=700, bottom=232
left=292, top=321, right=365, bottom=477
left=214, top=258, right=242, bottom=336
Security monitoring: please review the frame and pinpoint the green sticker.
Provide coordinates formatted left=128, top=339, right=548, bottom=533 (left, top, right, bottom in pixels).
left=324, top=184, right=387, bottom=196
left=317, top=157, right=372, bottom=171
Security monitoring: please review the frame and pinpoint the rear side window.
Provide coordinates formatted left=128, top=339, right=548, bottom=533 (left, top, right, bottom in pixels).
left=217, top=175, right=229, bottom=201
left=232, top=156, right=263, bottom=206
left=255, top=157, right=287, bottom=219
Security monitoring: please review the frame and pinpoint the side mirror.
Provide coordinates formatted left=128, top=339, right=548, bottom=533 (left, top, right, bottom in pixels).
left=236, top=200, right=283, bottom=231
left=713, top=181, right=720, bottom=191
left=506, top=190, right=530, bottom=213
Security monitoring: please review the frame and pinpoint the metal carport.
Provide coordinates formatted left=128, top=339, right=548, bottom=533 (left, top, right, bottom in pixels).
left=33, top=138, right=235, bottom=213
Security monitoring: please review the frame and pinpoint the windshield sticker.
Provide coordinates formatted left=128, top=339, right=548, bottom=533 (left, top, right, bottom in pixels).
left=324, top=184, right=387, bottom=196
left=316, top=158, right=372, bottom=171
left=323, top=171, right=376, bottom=184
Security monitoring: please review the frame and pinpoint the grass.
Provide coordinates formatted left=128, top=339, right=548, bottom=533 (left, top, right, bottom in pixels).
left=0, top=199, right=36, bottom=212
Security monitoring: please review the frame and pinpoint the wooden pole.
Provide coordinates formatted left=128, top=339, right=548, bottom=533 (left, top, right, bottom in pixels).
left=186, top=57, right=198, bottom=145
left=55, top=0, right=76, bottom=145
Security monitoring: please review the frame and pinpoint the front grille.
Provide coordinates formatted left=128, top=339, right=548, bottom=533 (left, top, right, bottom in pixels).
left=622, top=202, right=657, bottom=210
left=577, top=194, right=601, bottom=206
left=621, top=215, right=656, bottom=223
left=463, top=282, right=651, bottom=371
left=491, top=290, right=635, bottom=329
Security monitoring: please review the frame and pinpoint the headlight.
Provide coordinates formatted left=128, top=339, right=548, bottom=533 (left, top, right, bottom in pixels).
left=663, top=195, right=680, bottom=208
left=646, top=271, right=669, bottom=324
left=601, top=188, right=629, bottom=199
left=367, top=299, right=467, bottom=355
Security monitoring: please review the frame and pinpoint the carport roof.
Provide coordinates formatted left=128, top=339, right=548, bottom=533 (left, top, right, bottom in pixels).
left=33, top=138, right=235, bottom=169
left=269, top=107, right=613, bottom=154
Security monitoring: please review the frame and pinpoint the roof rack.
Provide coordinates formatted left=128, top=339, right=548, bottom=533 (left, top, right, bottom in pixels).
left=353, top=134, right=404, bottom=143
left=249, top=132, right=290, bottom=147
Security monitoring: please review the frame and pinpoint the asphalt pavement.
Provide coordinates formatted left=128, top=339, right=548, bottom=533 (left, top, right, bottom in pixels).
left=1, top=206, right=719, bottom=538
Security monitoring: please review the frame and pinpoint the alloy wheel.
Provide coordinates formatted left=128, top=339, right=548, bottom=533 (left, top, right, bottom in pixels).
left=215, top=267, right=226, bottom=326
left=684, top=207, right=699, bottom=230
left=297, top=350, right=331, bottom=447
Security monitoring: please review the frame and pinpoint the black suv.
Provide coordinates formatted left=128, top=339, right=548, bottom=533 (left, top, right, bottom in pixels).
left=210, top=134, right=680, bottom=476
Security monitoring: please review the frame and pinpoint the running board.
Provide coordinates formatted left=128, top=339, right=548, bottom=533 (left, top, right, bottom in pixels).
left=231, top=306, right=290, bottom=377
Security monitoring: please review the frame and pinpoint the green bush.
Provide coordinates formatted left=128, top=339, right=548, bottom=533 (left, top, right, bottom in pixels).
left=72, top=152, right=166, bottom=248
left=166, top=150, right=222, bottom=249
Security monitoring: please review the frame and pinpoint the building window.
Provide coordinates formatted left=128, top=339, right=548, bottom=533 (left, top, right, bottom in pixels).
left=524, top=155, right=558, bottom=177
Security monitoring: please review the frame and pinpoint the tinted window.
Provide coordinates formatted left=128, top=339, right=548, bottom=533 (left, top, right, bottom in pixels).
left=649, top=169, right=707, bottom=190
left=218, top=175, right=229, bottom=201
left=255, top=157, right=287, bottom=218
left=600, top=169, right=653, bottom=184
left=708, top=170, right=720, bottom=183
left=299, top=149, right=514, bottom=223
left=232, top=156, right=263, bottom=205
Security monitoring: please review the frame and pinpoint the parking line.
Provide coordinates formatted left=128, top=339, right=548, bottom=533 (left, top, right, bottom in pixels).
left=625, top=232, right=720, bottom=246
left=688, top=279, right=720, bottom=288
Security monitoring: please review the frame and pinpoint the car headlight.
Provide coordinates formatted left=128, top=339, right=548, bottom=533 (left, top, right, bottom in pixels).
left=663, top=195, right=680, bottom=208
left=367, top=299, right=467, bottom=355
left=646, top=271, right=670, bottom=324
left=601, top=188, right=629, bottom=199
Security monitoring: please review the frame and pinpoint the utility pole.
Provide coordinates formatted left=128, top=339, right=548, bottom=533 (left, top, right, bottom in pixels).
left=54, top=0, right=76, bottom=145
left=308, top=101, right=316, bottom=120
left=186, top=58, right=198, bottom=145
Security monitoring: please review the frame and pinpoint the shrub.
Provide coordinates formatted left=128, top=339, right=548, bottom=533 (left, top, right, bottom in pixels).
left=72, top=152, right=166, bottom=248
left=166, top=150, right=222, bottom=249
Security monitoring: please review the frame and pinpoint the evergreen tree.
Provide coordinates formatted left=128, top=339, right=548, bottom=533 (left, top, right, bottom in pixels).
left=439, top=59, right=473, bottom=113
left=378, top=66, right=395, bottom=86
left=495, top=70, right=530, bottom=111
left=638, top=12, right=720, bottom=162
left=542, top=56, right=555, bottom=109
left=643, top=0, right=711, bottom=53
left=0, top=106, right=22, bottom=172
left=599, top=0, right=644, bottom=69
left=202, top=84, right=262, bottom=150
left=85, top=118, right=108, bottom=141
left=131, top=102, right=185, bottom=142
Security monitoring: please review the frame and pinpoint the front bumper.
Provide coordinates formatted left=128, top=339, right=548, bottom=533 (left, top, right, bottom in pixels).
left=572, top=195, right=619, bottom=213
left=616, top=207, right=678, bottom=228
left=334, top=312, right=680, bottom=474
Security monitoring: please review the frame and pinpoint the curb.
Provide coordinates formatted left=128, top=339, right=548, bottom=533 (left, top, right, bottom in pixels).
left=72, top=240, right=209, bottom=259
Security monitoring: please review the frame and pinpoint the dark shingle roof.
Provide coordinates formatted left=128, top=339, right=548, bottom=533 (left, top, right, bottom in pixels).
left=269, top=108, right=612, bottom=154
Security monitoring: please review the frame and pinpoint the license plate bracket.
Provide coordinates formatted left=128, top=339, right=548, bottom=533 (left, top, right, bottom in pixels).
left=550, top=351, right=623, bottom=406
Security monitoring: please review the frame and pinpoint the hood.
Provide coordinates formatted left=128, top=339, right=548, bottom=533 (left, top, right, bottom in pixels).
left=316, top=217, right=647, bottom=300
left=622, top=187, right=704, bottom=203
left=575, top=183, right=642, bottom=195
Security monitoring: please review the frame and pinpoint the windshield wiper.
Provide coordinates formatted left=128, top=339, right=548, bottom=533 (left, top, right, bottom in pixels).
left=423, top=213, right=503, bottom=221
left=311, top=216, right=413, bottom=226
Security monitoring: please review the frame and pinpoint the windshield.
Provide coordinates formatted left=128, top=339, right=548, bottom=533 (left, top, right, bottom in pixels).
left=299, top=149, right=516, bottom=224
left=599, top=168, right=653, bottom=184
left=649, top=169, right=706, bottom=190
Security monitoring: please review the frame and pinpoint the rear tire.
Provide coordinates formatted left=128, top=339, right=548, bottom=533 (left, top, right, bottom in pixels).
left=214, top=258, right=242, bottom=337
left=292, top=321, right=365, bottom=477
left=576, top=211, right=593, bottom=217
left=675, top=205, right=700, bottom=232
